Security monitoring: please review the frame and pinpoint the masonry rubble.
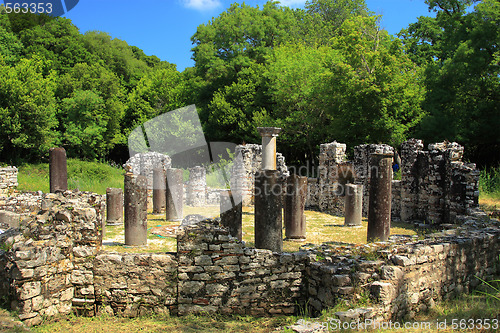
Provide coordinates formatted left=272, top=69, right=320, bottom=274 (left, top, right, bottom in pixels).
left=0, top=190, right=498, bottom=327
left=0, top=138, right=489, bottom=327
left=0, top=167, right=18, bottom=197
left=306, top=139, right=479, bottom=225
left=230, top=144, right=288, bottom=206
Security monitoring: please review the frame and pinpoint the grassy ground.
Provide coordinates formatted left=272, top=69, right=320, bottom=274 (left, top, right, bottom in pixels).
left=102, top=206, right=418, bottom=253
left=17, top=159, right=123, bottom=195
left=18, top=290, right=498, bottom=333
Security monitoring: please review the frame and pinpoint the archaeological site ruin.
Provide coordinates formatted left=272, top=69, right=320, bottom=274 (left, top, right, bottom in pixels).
left=0, top=133, right=499, bottom=327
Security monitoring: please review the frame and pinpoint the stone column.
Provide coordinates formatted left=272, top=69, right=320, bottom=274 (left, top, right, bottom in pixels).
left=220, top=190, right=242, bottom=241
left=124, top=172, right=148, bottom=246
left=187, top=166, right=207, bottom=206
left=106, top=188, right=123, bottom=225
left=166, top=168, right=183, bottom=221
left=49, top=147, right=68, bottom=193
left=344, top=184, right=363, bottom=226
left=254, top=170, right=282, bottom=252
left=257, top=127, right=282, bottom=170
left=284, top=174, right=307, bottom=240
left=400, top=139, right=424, bottom=222
left=367, top=153, right=392, bottom=242
left=153, top=168, right=166, bottom=213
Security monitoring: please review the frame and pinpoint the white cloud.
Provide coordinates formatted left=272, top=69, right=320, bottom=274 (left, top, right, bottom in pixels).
left=182, top=0, right=222, bottom=11
left=277, top=0, right=307, bottom=8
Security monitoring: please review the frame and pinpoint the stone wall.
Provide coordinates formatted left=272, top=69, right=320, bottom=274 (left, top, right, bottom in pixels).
left=94, top=252, right=178, bottom=317
left=0, top=192, right=104, bottom=326
left=230, top=144, right=288, bottom=206
left=124, top=152, right=172, bottom=208
left=0, top=167, right=18, bottom=197
left=306, top=140, right=479, bottom=224
left=306, top=142, right=349, bottom=215
left=0, top=193, right=498, bottom=326
left=177, top=219, right=307, bottom=316
left=305, top=212, right=500, bottom=321
left=398, top=140, right=480, bottom=224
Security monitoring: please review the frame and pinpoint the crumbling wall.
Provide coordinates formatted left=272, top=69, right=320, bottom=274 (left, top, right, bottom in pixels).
left=124, top=152, right=172, bottom=208
left=399, top=140, right=480, bottom=224
left=94, top=253, right=178, bottom=317
left=306, top=142, right=349, bottom=215
left=0, top=192, right=103, bottom=326
left=230, top=144, right=288, bottom=206
left=0, top=167, right=18, bottom=197
left=177, top=219, right=307, bottom=316
left=0, top=196, right=498, bottom=326
left=305, top=213, right=500, bottom=321
left=307, top=139, right=479, bottom=224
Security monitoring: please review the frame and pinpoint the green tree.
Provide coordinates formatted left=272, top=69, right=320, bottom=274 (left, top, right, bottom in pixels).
left=401, top=0, right=500, bottom=164
left=0, top=56, right=58, bottom=161
left=126, top=65, right=185, bottom=132
left=265, top=43, right=337, bottom=165
left=57, top=63, right=127, bottom=157
left=0, top=25, right=23, bottom=65
left=327, top=15, right=425, bottom=147
left=18, top=17, right=95, bottom=72
left=61, top=90, right=108, bottom=160
left=83, top=31, right=154, bottom=90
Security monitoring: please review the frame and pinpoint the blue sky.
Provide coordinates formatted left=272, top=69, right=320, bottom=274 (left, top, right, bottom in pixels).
left=63, top=0, right=434, bottom=71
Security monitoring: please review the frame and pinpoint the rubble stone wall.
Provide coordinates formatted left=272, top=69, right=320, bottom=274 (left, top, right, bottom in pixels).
left=94, top=252, right=178, bottom=317
left=0, top=191, right=496, bottom=327
left=305, top=212, right=500, bottom=321
left=230, top=144, right=288, bottom=206
left=0, top=167, right=18, bottom=197
left=177, top=220, right=307, bottom=316
left=399, top=140, right=480, bottom=224
left=307, top=140, right=479, bottom=224
left=0, top=192, right=104, bottom=326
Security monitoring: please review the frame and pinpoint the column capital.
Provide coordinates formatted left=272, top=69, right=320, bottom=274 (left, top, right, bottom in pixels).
left=257, top=127, right=282, bottom=137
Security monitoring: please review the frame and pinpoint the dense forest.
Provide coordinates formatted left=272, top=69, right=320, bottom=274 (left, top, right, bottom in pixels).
left=0, top=0, right=498, bottom=168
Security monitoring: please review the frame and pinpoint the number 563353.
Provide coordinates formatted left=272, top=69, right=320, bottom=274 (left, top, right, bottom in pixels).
left=3, top=2, right=53, bottom=14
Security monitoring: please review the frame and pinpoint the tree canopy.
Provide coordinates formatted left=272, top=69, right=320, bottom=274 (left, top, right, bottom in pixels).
left=0, top=0, right=497, bottom=167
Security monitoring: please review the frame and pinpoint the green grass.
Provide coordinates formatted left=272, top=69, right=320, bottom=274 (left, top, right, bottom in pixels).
left=17, top=159, right=124, bottom=195
left=479, top=166, right=500, bottom=200
left=21, top=290, right=499, bottom=333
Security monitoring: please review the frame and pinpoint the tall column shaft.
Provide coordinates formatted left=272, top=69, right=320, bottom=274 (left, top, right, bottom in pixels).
left=166, top=168, right=184, bottom=221
left=284, top=174, right=307, bottom=240
left=153, top=168, right=166, bottom=213
left=124, top=172, right=148, bottom=246
left=49, top=147, right=68, bottom=193
left=254, top=170, right=283, bottom=252
left=367, top=154, right=392, bottom=242
left=345, top=184, right=363, bottom=226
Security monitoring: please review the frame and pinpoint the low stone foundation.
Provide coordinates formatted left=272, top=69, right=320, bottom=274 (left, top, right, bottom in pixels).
left=305, top=211, right=499, bottom=320
left=0, top=192, right=498, bottom=327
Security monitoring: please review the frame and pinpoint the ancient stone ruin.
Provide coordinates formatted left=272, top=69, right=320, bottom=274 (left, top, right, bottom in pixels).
left=0, top=193, right=498, bottom=326
left=0, top=138, right=496, bottom=328
left=0, top=167, right=18, bottom=197
left=306, top=139, right=480, bottom=226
